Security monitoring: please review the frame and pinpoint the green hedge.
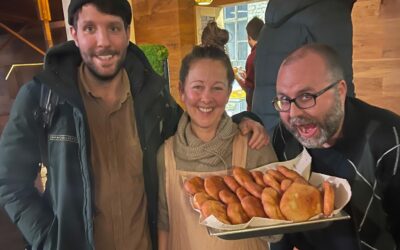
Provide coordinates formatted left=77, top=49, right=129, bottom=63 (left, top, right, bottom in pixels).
left=138, top=44, right=169, bottom=77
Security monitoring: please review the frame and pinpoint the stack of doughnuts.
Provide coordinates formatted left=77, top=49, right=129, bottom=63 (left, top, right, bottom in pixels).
left=183, top=165, right=335, bottom=224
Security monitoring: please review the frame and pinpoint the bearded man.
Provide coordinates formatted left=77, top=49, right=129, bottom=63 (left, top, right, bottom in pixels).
left=271, top=44, right=400, bottom=250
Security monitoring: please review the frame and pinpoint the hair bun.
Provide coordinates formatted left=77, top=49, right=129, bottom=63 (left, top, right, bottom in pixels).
left=201, top=21, right=229, bottom=51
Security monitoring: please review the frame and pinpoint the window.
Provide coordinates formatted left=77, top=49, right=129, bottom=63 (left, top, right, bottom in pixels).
left=224, top=1, right=269, bottom=115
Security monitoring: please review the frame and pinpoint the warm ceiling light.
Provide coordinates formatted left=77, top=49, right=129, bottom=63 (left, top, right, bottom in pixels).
left=195, top=0, right=213, bottom=5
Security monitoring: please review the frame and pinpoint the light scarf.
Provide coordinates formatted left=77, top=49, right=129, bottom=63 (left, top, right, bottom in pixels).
left=173, top=112, right=238, bottom=168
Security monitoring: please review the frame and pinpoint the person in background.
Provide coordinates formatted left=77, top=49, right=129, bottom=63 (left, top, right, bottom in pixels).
left=271, top=43, right=399, bottom=250
left=0, top=0, right=270, bottom=249
left=253, top=0, right=355, bottom=134
left=157, top=45, right=278, bottom=250
left=201, top=21, right=229, bottom=52
left=235, top=17, right=264, bottom=111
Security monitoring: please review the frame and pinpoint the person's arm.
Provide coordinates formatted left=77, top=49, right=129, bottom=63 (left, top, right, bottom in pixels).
left=235, top=71, right=246, bottom=89
left=232, top=111, right=269, bottom=149
left=0, top=83, right=54, bottom=248
left=378, top=126, right=400, bottom=245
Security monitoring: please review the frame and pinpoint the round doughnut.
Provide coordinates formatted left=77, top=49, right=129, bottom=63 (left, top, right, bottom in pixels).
left=223, top=175, right=241, bottom=192
left=280, top=179, right=293, bottom=192
left=276, top=165, right=303, bottom=181
left=241, top=196, right=266, bottom=218
left=200, top=200, right=231, bottom=224
left=261, top=187, right=285, bottom=220
left=266, top=169, right=286, bottom=183
left=193, top=192, right=213, bottom=209
left=322, top=180, right=335, bottom=216
left=184, top=176, right=205, bottom=195
left=251, top=171, right=266, bottom=187
left=280, top=182, right=322, bottom=222
left=232, top=167, right=253, bottom=187
left=204, top=175, right=228, bottom=201
left=243, top=180, right=263, bottom=198
left=263, top=173, right=281, bottom=193
left=219, top=189, right=240, bottom=205
left=235, top=187, right=251, bottom=201
left=227, top=202, right=250, bottom=224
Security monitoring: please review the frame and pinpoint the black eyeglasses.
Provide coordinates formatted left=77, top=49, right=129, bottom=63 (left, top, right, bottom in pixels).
left=272, top=81, right=339, bottom=112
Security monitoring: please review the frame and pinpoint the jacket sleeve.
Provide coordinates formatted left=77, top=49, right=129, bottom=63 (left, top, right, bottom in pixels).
left=231, top=111, right=264, bottom=125
left=0, top=82, right=54, bottom=247
left=376, top=125, right=400, bottom=245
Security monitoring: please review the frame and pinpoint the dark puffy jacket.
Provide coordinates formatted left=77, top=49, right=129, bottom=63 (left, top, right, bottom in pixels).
left=253, top=0, right=355, bottom=133
left=272, top=97, right=400, bottom=249
left=0, top=41, right=181, bottom=249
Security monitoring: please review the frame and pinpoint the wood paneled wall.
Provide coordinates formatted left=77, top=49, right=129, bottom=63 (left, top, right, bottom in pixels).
left=132, top=0, right=400, bottom=115
left=131, top=0, right=197, bottom=107
left=353, top=0, right=400, bottom=114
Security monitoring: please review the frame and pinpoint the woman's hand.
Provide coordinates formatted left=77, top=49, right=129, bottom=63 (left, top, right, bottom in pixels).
left=238, top=118, right=269, bottom=149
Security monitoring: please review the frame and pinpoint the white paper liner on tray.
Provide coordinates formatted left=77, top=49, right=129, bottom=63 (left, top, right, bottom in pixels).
left=195, top=148, right=352, bottom=230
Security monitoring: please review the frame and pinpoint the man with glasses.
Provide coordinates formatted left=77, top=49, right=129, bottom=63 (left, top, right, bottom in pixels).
left=271, top=44, right=400, bottom=250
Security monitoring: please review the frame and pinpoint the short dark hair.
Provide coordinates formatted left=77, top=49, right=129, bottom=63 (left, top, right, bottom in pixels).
left=68, top=0, right=132, bottom=29
left=283, top=43, right=345, bottom=82
left=246, top=17, right=264, bottom=41
left=201, top=21, right=229, bottom=51
left=179, top=46, right=234, bottom=90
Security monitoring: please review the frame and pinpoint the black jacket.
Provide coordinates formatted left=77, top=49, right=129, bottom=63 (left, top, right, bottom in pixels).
left=272, top=97, right=400, bottom=249
left=0, top=41, right=181, bottom=249
left=253, top=0, right=355, bottom=133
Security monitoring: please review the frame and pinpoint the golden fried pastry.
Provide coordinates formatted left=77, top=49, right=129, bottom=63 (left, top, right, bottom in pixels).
left=251, top=171, right=266, bottom=187
left=235, top=187, right=251, bottom=201
left=280, top=179, right=293, bottom=192
left=266, top=169, right=287, bottom=183
left=232, top=167, right=253, bottom=187
left=204, top=175, right=228, bottom=201
left=184, top=176, right=205, bottom=195
left=243, top=180, right=263, bottom=199
left=219, top=189, right=240, bottom=205
left=193, top=192, right=213, bottom=210
left=241, top=196, right=266, bottom=218
left=227, top=202, right=250, bottom=224
left=200, top=200, right=231, bottom=224
left=293, top=176, right=309, bottom=185
left=280, top=182, right=322, bottom=222
left=322, top=181, right=335, bottom=216
left=223, top=175, right=241, bottom=192
left=263, top=173, right=281, bottom=193
left=276, top=165, right=303, bottom=181
left=261, top=187, right=285, bottom=220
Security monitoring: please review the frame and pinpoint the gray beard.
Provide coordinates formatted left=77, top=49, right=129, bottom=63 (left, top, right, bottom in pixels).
left=286, top=93, right=344, bottom=148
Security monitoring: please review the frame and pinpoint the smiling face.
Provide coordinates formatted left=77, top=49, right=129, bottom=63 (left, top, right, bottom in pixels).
left=180, top=58, right=231, bottom=141
left=70, top=4, right=130, bottom=81
left=276, top=52, right=347, bottom=148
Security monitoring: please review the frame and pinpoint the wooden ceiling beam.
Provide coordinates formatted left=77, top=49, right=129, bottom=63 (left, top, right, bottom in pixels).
left=0, top=22, right=45, bottom=56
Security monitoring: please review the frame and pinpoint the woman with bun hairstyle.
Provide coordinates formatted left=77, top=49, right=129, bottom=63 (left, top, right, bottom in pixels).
left=201, top=21, right=229, bottom=51
left=156, top=45, right=278, bottom=250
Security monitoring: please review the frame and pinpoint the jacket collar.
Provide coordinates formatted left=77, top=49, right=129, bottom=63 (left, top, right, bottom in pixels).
left=34, top=41, right=155, bottom=109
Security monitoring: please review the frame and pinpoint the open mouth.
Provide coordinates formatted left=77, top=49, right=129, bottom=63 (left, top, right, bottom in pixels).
left=296, top=123, right=318, bottom=139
